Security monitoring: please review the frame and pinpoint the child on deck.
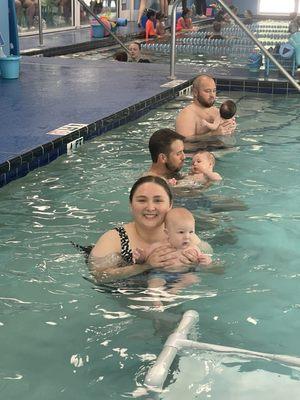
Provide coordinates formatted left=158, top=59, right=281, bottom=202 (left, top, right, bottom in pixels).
left=145, top=9, right=157, bottom=40
left=155, top=12, right=167, bottom=37
left=133, top=208, right=212, bottom=296
left=176, top=8, right=195, bottom=32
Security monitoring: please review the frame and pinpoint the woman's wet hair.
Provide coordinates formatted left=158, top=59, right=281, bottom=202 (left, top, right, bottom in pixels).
left=129, top=41, right=141, bottom=50
left=129, top=176, right=173, bottom=204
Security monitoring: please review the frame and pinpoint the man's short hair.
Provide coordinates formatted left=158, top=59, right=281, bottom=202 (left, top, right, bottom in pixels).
left=149, top=129, right=185, bottom=163
left=192, top=74, right=215, bottom=93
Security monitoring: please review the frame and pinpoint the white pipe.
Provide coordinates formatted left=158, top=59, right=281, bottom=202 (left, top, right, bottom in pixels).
left=177, top=339, right=300, bottom=368
left=144, top=310, right=198, bottom=389
left=144, top=309, right=300, bottom=393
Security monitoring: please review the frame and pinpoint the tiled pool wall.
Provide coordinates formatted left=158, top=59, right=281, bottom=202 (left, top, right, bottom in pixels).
left=0, top=77, right=297, bottom=188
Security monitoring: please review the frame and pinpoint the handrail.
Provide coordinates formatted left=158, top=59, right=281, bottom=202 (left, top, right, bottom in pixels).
left=37, top=0, right=44, bottom=47
left=76, top=0, right=130, bottom=56
left=169, top=0, right=300, bottom=92
left=216, top=0, right=300, bottom=92
left=170, top=0, right=182, bottom=79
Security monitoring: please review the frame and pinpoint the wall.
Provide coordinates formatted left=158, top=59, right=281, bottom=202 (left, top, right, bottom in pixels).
left=0, top=0, right=10, bottom=55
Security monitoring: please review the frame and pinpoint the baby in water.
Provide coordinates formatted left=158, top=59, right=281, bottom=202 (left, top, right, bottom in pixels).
left=170, top=151, right=222, bottom=187
left=133, top=208, right=212, bottom=298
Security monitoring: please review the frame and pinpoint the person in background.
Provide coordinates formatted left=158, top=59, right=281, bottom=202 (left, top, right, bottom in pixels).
left=175, top=74, right=236, bottom=151
left=90, top=1, right=116, bottom=37
left=288, top=13, right=300, bottom=34
left=128, top=42, right=150, bottom=63
left=205, top=21, right=224, bottom=39
left=194, top=0, right=207, bottom=18
left=113, top=50, right=128, bottom=62
left=145, top=9, right=157, bottom=40
left=243, top=9, right=253, bottom=25
left=15, top=0, right=37, bottom=30
left=176, top=8, right=194, bottom=32
left=156, top=12, right=167, bottom=37
left=137, top=0, right=168, bottom=28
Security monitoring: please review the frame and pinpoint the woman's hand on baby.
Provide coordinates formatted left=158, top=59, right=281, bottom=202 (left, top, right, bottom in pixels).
left=197, top=253, right=212, bottom=266
left=146, top=245, right=177, bottom=268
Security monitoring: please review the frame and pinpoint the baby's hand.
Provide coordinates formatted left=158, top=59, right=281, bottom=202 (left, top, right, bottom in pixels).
left=132, top=248, right=146, bottom=264
left=197, top=253, right=212, bottom=266
left=168, top=178, right=177, bottom=186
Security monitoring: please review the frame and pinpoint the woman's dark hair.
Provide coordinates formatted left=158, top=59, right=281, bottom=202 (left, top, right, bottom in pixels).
left=147, top=9, right=156, bottom=19
left=182, top=8, right=191, bottom=18
left=129, top=176, right=173, bottom=204
left=156, top=11, right=164, bottom=20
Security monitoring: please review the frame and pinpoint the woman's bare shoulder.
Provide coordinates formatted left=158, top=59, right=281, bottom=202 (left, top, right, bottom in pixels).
left=91, top=228, right=121, bottom=257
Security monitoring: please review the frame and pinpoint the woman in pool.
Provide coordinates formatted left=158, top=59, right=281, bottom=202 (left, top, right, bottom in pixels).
left=89, top=176, right=209, bottom=283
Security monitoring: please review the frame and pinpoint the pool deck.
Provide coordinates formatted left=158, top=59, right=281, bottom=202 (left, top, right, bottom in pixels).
left=0, top=24, right=298, bottom=187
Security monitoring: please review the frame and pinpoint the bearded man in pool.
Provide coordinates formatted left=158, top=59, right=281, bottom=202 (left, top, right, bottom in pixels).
left=175, top=74, right=237, bottom=151
left=147, top=128, right=186, bottom=180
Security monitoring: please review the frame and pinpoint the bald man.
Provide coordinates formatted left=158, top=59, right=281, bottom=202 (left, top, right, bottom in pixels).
left=175, top=74, right=236, bottom=151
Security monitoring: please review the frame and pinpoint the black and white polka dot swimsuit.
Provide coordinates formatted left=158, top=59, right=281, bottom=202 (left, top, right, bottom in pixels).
left=115, top=226, right=133, bottom=264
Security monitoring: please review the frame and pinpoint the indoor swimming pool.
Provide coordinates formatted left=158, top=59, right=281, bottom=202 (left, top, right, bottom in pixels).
left=60, top=19, right=294, bottom=75
left=1, top=91, right=300, bottom=399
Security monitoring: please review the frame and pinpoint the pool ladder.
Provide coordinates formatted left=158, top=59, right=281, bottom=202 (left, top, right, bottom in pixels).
left=169, top=0, right=300, bottom=92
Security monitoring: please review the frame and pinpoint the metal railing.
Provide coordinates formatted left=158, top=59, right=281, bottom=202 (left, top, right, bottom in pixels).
left=36, top=0, right=130, bottom=56
left=76, top=0, right=130, bottom=56
left=169, top=0, right=300, bottom=92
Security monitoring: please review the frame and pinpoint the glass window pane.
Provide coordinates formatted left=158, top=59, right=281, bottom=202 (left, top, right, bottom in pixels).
left=259, top=0, right=295, bottom=14
left=16, top=0, right=73, bottom=33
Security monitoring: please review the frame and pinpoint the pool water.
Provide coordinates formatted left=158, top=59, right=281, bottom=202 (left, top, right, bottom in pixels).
left=1, top=91, right=300, bottom=399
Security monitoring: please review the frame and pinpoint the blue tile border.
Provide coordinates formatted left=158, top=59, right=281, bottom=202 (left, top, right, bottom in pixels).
left=0, top=76, right=298, bottom=188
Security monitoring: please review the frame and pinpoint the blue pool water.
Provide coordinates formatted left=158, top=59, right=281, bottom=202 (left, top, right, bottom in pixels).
left=1, top=91, right=300, bottom=399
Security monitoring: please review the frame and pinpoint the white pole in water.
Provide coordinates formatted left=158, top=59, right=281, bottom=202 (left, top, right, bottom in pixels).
left=143, top=310, right=300, bottom=393
left=144, top=310, right=199, bottom=390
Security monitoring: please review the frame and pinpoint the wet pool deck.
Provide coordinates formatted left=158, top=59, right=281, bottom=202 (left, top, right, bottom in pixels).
left=0, top=24, right=298, bottom=187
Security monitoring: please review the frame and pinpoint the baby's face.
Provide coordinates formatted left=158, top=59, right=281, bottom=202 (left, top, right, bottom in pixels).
left=166, top=220, right=195, bottom=249
left=191, top=153, right=212, bottom=174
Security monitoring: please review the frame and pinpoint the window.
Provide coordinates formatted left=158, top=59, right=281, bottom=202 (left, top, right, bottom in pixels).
left=258, top=0, right=295, bottom=14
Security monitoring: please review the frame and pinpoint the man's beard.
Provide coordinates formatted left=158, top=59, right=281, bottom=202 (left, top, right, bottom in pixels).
left=166, top=162, right=182, bottom=174
left=197, top=95, right=215, bottom=108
